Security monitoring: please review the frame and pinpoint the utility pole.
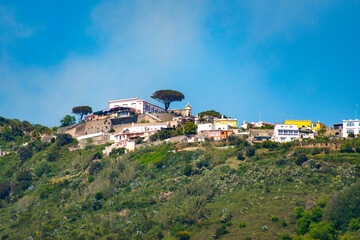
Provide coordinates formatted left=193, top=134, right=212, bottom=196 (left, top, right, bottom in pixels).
left=259, top=111, right=261, bottom=123
left=356, top=104, right=358, bottom=120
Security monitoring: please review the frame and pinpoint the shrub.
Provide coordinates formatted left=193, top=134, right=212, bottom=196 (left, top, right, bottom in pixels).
left=0, top=181, right=11, bottom=199
left=295, top=153, right=308, bottom=166
left=56, top=133, right=75, bottom=146
left=183, top=164, right=192, bottom=176
left=324, top=182, right=360, bottom=230
left=92, top=201, right=103, bottom=210
left=47, top=150, right=60, bottom=162
left=18, top=146, right=33, bottom=163
left=270, top=215, right=279, bottom=222
left=239, top=222, right=246, bottom=228
left=236, top=150, right=245, bottom=160
left=280, top=218, right=288, bottom=227
left=297, top=212, right=312, bottom=235
left=348, top=218, right=360, bottom=231
left=95, top=192, right=104, bottom=200
left=176, top=231, right=190, bottom=240
left=92, top=152, right=103, bottom=160
left=89, top=162, right=102, bottom=175
left=34, top=161, right=52, bottom=177
left=354, top=141, right=360, bottom=153
left=340, top=142, right=354, bottom=153
left=246, top=146, right=256, bottom=157
left=308, top=222, right=336, bottom=240
left=135, top=138, right=143, bottom=144
left=312, top=148, right=321, bottom=155
left=109, top=147, right=125, bottom=157
left=149, top=134, right=158, bottom=142
left=109, top=128, right=115, bottom=133
left=311, top=207, right=323, bottom=223
left=281, top=233, right=292, bottom=240
left=214, top=225, right=229, bottom=238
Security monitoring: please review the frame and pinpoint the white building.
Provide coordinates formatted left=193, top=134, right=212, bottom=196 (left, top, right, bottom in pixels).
left=343, top=119, right=360, bottom=138
left=108, top=98, right=165, bottom=114
left=122, top=124, right=169, bottom=133
left=197, top=123, right=229, bottom=132
left=272, top=124, right=300, bottom=142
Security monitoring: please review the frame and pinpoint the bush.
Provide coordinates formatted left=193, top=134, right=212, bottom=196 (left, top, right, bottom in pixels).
left=92, top=152, right=103, bottom=160
left=297, top=212, right=312, bottom=235
left=214, top=225, right=229, bottom=238
left=34, top=161, right=52, bottom=177
left=270, top=216, right=279, bottom=222
left=95, top=192, right=104, bottom=200
left=89, top=162, right=102, bottom=175
left=109, top=147, right=125, bottom=157
left=236, top=150, right=245, bottom=160
left=354, top=141, right=360, bottom=153
left=18, top=146, right=33, bottom=163
left=311, top=207, right=323, bottom=223
left=340, top=142, right=354, bottom=153
left=149, top=134, right=158, bottom=142
left=56, top=133, right=75, bottom=146
left=47, top=150, right=60, bottom=162
left=295, top=153, right=308, bottom=166
left=308, top=222, right=336, bottom=240
left=92, top=201, right=103, bottom=210
left=324, top=182, right=360, bottom=230
left=246, top=146, right=256, bottom=157
left=176, top=231, right=190, bottom=240
left=183, top=164, right=192, bottom=176
left=281, top=233, right=292, bottom=240
left=239, top=222, right=246, bottom=228
left=0, top=181, right=11, bottom=199
left=348, top=218, right=360, bottom=231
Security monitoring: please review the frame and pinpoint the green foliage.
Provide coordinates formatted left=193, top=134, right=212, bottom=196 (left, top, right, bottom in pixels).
left=354, top=140, right=360, bottom=153
left=34, top=161, right=52, bottom=177
left=271, top=215, right=279, bottom=222
left=183, top=164, right=192, bottom=176
left=246, top=146, right=256, bottom=157
left=261, top=140, right=279, bottom=150
left=297, top=211, right=312, bottom=235
left=239, top=222, right=246, bottom=228
left=281, top=233, right=292, bottom=240
left=18, top=146, right=33, bottom=164
left=89, top=161, right=102, bottom=175
left=95, top=192, right=104, bottom=200
left=72, top=106, right=92, bottom=121
left=236, top=149, right=245, bottom=160
left=176, top=122, right=197, bottom=135
left=198, top=110, right=224, bottom=118
left=325, top=182, right=360, bottom=230
left=151, top=89, right=185, bottom=111
left=311, top=207, right=323, bottom=223
left=109, top=147, right=125, bottom=157
left=295, top=153, right=308, bottom=166
left=348, top=218, right=360, bottom=231
left=340, top=142, right=354, bottom=153
left=176, top=231, right=190, bottom=240
left=308, top=222, right=336, bottom=240
left=0, top=181, right=11, bottom=199
left=60, top=115, right=76, bottom=127
left=56, top=133, right=75, bottom=146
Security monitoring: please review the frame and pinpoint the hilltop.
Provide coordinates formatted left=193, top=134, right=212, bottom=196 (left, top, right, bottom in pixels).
left=0, top=116, right=360, bottom=239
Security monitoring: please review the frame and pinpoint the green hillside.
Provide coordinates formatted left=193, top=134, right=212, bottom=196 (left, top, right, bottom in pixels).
left=1, top=118, right=360, bottom=239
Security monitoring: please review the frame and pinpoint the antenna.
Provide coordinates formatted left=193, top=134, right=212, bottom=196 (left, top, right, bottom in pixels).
left=259, top=110, right=261, bottom=122
left=356, top=104, right=359, bottom=120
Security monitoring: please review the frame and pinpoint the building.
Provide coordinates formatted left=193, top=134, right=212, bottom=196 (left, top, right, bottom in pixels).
left=333, top=123, right=343, bottom=130
left=284, top=120, right=326, bottom=131
left=342, top=119, right=360, bottom=138
left=199, top=130, right=233, bottom=141
left=169, top=102, right=193, bottom=117
left=272, top=124, right=300, bottom=142
left=241, top=121, right=255, bottom=129
left=197, top=123, right=229, bottom=132
left=254, top=122, right=275, bottom=128
left=108, top=98, right=165, bottom=114
left=213, top=116, right=237, bottom=128
left=122, top=123, right=170, bottom=133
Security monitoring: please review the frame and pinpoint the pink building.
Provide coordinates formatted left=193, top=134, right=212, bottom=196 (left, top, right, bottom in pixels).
left=108, top=98, right=165, bottom=114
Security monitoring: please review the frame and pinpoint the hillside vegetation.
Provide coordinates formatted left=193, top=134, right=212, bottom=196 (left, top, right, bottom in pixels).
left=1, top=117, right=360, bottom=239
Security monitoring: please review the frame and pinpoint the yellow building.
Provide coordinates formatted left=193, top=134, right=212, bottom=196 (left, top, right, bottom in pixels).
left=213, top=117, right=237, bottom=128
left=284, top=120, right=326, bottom=131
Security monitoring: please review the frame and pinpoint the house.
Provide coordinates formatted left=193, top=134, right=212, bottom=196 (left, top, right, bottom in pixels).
left=284, top=120, right=326, bottom=131
left=87, top=106, right=136, bottom=121
left=213, top=116, right=237, bottom=128
left=122, top=123, right=170, bottom=133
left=197, top=123, right=229, bottom=132
left=342, top=119, right=360, bottom=138
left=254, top=122, right=275, bottom=128
left=199, top=130, right=233, bottom=141
left=241, top=121, right=255, bottom=129
left=272, top=124, right=300, bottom=142
left=333, top=123, right=343, bottom=130
left=108, top=98, right=165, bottom=114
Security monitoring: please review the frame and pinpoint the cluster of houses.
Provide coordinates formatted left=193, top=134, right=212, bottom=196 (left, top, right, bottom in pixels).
left=66, top=97, right=359, bottom=153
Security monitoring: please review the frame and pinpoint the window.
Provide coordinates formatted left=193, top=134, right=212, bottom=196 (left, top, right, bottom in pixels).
left=347, top=122, right=354, bottom=127
left=313, top=123, right=317, bottom=127
left=302, top=125, right=305, bottom=128
left=347, top=129, right=354, bottom=134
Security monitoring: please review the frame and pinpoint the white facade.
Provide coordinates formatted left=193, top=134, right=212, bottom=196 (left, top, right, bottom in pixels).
left=109, top=98, right=165, bottom=114
left=343, top=119, right=360, bottom=138
left=122, top=124, right=169, bottom=133
left=197, top=123, right=229, bottom=132
left=272, top=124, right=300, bottom=142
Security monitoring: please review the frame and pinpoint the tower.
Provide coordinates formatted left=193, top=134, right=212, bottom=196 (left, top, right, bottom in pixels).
left=185, top=102, right=192, bottom=117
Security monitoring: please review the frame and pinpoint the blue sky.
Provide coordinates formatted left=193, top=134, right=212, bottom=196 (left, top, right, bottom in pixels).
left=0, top=0, right=359, bottom=126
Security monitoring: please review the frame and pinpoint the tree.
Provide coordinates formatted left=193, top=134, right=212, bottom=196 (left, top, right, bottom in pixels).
left=72, top=106, right=92, bottom=122
left=176, top=122, right=197, bottom=135
left=60, top=115, right=76, bottom=127
left=151, top=90, right=184, bottom=111
left=340, top=142, right=354, bottom=153
left=198, top=110, right=226, bottom=118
